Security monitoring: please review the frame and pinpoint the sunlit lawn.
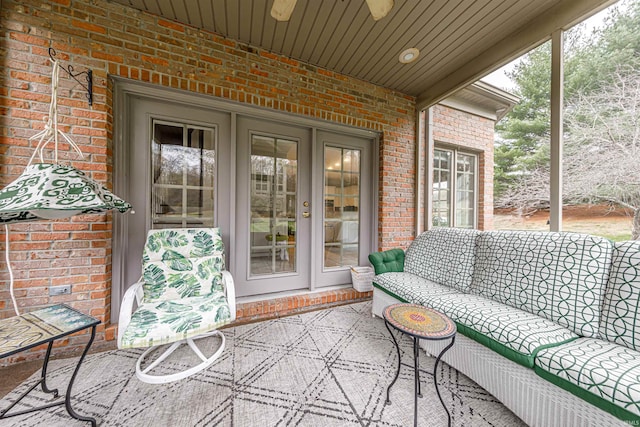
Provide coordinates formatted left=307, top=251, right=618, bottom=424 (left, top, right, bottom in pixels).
left=494, top=205, right=633, bottom=242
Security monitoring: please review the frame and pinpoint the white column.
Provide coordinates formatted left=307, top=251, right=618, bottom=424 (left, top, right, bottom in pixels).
left=549, top=30, right=564, bottom=232
left=415, top=109, right=424, bottom=235
left=424, top=107, right=434, bottom=231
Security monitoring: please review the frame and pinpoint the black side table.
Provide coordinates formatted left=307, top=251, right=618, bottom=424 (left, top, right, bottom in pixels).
left=0, top=304, right=100, bottom=426
left=383, top=303, right=456, bottom=427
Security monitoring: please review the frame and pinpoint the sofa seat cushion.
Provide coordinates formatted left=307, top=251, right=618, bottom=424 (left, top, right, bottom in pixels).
left=119, top=291, right=231, bottom=349
left=470, top=231, right=612, bottom=338
left=600, top=241, right=640, bottom=351
left=404, top=227, right=480, bottom=292
left=420, top=292, right=578, bottom=368
left=373, top=272, right=458, bottom=304
left=535, top=338, right=640, bottom=421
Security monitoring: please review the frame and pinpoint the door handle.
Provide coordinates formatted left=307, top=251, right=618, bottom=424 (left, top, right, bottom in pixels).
left=302, top=212, right=310, bottom=218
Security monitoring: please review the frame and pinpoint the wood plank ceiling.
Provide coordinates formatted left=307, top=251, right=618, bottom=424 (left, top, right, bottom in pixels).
left=110, top=0, right=615, bottom=107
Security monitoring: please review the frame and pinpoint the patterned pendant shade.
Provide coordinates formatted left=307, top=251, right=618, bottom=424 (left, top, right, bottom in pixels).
left=0, top=163, right=131, bottom=224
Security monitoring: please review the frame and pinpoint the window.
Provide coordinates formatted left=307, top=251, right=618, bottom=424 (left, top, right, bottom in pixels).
left=432, top=147, right=477, bottom=228
left=151, top=120, right=216, bottom=228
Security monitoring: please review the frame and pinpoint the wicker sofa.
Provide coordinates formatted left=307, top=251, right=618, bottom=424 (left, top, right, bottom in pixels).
left=369, top=227, right=640, bottom=426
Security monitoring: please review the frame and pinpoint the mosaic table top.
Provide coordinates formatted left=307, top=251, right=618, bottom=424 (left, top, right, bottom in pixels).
left=384, top=303, right=456, bottom=339
left=0, top=304, right=99, bottom=358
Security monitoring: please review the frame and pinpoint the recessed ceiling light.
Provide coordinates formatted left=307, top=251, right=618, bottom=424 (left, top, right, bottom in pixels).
left=399, top=48, right=419, bottom=64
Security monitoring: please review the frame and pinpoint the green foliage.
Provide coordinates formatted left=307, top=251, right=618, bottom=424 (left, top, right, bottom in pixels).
left=157, top=301, right=191, bottom=313
left=494, top=42, right=552, bottom=200
left=128, top=309, right=158, bottom=338
left=161, top=310, right=203, bottom=333
left=143, top=264, right=167, bottom=299
left=162, top=250, right=193, bottom=271
left=167, top=273, right=201, bottom=298
left=191, top=230, right=218, bottom=257
left=215, top=305, right=230, bottom=322
left=495, top=0, right=640, bottom=215
left=147, top=230, right=189, bottom=253
left=197, top=258, right=224, bottom=291
left=566, top=1, right=640, bottom=94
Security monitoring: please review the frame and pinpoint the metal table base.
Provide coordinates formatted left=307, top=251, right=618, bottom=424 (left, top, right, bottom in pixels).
left=0, top=304, right=99, bottom=426
left=383, top=304, right=457, bottom=427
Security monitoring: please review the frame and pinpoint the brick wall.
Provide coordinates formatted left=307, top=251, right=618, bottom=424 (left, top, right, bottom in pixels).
left=430, top=104, right=495, bottom=230
left=0, top=0, right=416, bottom=362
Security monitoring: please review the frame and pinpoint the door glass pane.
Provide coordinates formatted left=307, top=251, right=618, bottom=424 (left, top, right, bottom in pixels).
left=456, top=153, right=476, bottom=228
left=152, top=121, right=216, bottom=228
left=186, top=128, right=215, bottom=187
left=250, top=135, right=297, bottom=276
left=324, top=146, right=360, bottom=269
left=432, top=149, right=451, bottom=226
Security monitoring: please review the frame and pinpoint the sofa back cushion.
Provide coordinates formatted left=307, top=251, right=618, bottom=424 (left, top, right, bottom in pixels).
left=600, top=241, right=640, bottom=350
left=404, top=227, right=479, bottom=292
left=470, top=231, right=612, bottom=338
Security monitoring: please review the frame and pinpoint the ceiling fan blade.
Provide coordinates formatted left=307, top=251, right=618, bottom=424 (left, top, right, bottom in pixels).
left=271, top=0, right=297, bottom=21
left=366, top=0, right=394, bottom=21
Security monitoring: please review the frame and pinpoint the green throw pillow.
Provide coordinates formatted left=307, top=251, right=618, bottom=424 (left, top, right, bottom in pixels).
left=368, top=248, right=405, bottom=274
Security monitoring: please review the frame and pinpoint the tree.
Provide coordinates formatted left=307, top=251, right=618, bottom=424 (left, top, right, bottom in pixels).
left=494, top=42, right=551, bottom=200
left=494, top=30, right=592, bottom=201
left=564, top=66, right=640, bottom=239
left=494, top=0, right=640, bottom=239
left=499, top=66, right=640, bottom=238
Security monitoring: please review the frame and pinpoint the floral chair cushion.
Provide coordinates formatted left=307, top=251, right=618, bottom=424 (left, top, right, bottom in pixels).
left=141, top=228, right=225, bottom=303
left=119, top=291, right=231, bottom=349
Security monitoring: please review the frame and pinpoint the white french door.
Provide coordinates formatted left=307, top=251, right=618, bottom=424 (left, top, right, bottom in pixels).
left=113, top=95, right=231, bottom=318
left=314, top=130, right=374, bottom=287
left=234, top=122, right=375, bottom=296
left=112, top=81, right=377, bottom=314
left=235, top=116, right=312, bottom=296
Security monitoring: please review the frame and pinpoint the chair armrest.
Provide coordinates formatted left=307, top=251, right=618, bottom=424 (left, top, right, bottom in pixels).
left=368, top=248, right=405, bottom=275
left=117, top=279, right=144, bottom=348
left=221, top=270, right=236, bottom=322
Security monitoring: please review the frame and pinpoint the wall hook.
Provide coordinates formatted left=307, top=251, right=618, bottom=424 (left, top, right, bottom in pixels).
left=48, top=47, right=93, bottom=106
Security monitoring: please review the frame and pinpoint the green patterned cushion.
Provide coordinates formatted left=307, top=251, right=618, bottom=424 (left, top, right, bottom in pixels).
left=470, top=231, right=612, bottom=338
left=142, top=228, right=225, bottom=303
left=405, top=227, right=480, bottom=292
left=420, top=292, right=578, bottom=367
left=369, top=249, right=405, bottom=274
left=119, top=291, right=231, bottom=349
left=600, top=241, right=640, bottom=351
left=535, top=338, right=640, bottom=421
left=372, top=272, right=458, bottom=304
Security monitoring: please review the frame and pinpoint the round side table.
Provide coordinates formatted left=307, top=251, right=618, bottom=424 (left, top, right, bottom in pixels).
left=383, top=303, right=456, bottom=427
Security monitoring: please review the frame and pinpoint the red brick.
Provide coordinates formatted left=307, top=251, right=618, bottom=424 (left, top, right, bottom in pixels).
left=72, top=19, right=107, bottom=34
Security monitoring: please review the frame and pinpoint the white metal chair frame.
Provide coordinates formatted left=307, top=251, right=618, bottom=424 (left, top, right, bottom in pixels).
left=118, top=270, right=236, bottom=384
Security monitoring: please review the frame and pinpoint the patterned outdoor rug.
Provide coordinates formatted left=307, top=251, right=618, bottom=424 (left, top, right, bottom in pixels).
left=1, top=301, right=525, bottom=426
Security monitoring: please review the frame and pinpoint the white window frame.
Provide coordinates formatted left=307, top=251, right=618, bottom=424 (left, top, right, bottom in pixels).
left=432, top=145, right=478, bottom=229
